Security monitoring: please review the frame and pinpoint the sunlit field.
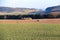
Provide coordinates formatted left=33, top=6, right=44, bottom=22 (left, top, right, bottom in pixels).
left=0, top=19, right=60, bottom=40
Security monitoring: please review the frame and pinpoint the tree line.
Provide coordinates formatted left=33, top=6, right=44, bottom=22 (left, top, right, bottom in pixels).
left=22, top=12, right=60, bottom=19
left=0, top=12, right=60, bottom=19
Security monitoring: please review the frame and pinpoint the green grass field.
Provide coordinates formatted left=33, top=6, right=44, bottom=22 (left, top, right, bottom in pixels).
left=0, top=23, right=60, bottom=40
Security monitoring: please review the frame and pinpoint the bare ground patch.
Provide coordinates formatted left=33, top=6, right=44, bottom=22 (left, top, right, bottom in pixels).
left=0, top=19, right=60, bottom=24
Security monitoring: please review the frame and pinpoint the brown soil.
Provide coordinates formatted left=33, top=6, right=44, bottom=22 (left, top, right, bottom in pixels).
left=0, top=19, right=60, bottom=24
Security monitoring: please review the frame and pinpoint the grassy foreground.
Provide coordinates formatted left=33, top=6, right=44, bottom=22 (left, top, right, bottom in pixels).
left=0, top=23, right=60, bottom=40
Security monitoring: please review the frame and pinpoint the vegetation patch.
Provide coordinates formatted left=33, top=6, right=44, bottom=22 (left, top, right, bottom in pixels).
left=0, top=23, right=60, bottom=40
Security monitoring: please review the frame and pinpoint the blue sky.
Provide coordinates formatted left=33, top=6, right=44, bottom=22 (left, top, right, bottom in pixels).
left=0, top=0, right=60, bottom=10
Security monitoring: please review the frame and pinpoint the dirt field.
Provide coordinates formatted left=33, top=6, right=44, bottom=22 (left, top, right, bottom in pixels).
left=0, top=19, right=60, bottom=24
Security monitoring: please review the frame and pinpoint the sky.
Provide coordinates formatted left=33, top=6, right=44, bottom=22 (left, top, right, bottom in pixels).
left=0, top=0, right=60, bottom=10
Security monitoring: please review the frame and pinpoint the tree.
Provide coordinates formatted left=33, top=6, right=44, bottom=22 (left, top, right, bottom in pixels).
left=48, top=12, right=60, bottom=18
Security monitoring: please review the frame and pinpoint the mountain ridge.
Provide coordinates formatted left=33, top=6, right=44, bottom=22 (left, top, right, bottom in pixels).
left=0, top=7, right=39, bottom=13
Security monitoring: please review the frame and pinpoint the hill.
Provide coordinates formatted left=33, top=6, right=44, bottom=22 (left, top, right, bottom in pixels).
left=45, top=5, right=60, bottom=14
left=0, top=7, right=39, bottom=13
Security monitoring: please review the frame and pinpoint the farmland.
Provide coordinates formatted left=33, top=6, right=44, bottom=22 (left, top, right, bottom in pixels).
left=0, top=19, right=60, bottom=40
